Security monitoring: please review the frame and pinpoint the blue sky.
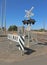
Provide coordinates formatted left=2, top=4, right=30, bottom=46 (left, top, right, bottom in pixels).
left=0, top=0, right=47, bottom=30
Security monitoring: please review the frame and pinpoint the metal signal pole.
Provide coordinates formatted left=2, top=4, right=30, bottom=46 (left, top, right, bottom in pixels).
left=25, top=7, right=34, bottom=48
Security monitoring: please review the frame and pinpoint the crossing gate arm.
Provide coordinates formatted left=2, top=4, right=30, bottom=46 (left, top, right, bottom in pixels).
left=7, top=34, right=19, bottom=42
left=7, top=34, right=25, bottom=51
left=7, top=34, right=32, bottom=55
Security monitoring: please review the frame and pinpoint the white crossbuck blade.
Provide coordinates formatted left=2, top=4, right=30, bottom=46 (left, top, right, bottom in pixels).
left=25, top=6, right=34, bottom=18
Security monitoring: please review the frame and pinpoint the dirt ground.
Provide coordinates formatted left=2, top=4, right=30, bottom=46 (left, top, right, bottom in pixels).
left=0, top=31, right=47, bottom=63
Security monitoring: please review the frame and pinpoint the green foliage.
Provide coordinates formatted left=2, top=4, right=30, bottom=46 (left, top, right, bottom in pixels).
left=0, top=28, right=1, bottom=29
left=39, top=29, right=45, bottom=32
left=8, top=25, right=17, bottom=31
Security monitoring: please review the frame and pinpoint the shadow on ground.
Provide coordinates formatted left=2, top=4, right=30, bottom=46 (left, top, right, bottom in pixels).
left=24, top=47, right=36, bottom=55
left=16, top=44, right=36, bottom=55
left=38, top=42, right=47, bottom=46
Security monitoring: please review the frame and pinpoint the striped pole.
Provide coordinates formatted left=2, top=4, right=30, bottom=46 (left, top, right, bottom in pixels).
left=18, top=36, right=25, bottom=51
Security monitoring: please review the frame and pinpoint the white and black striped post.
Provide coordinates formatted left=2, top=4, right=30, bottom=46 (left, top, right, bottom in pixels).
left=18, top=36, right=25, bottom=55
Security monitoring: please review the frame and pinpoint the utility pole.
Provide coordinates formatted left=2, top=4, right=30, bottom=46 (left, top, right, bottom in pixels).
left=1, top=0, right=6, bottom=34
left=43, top=20, right=45, bottom=32
left=4, top=0, right=6, bottom=34
left=1, top=0, right=4, bottom=30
